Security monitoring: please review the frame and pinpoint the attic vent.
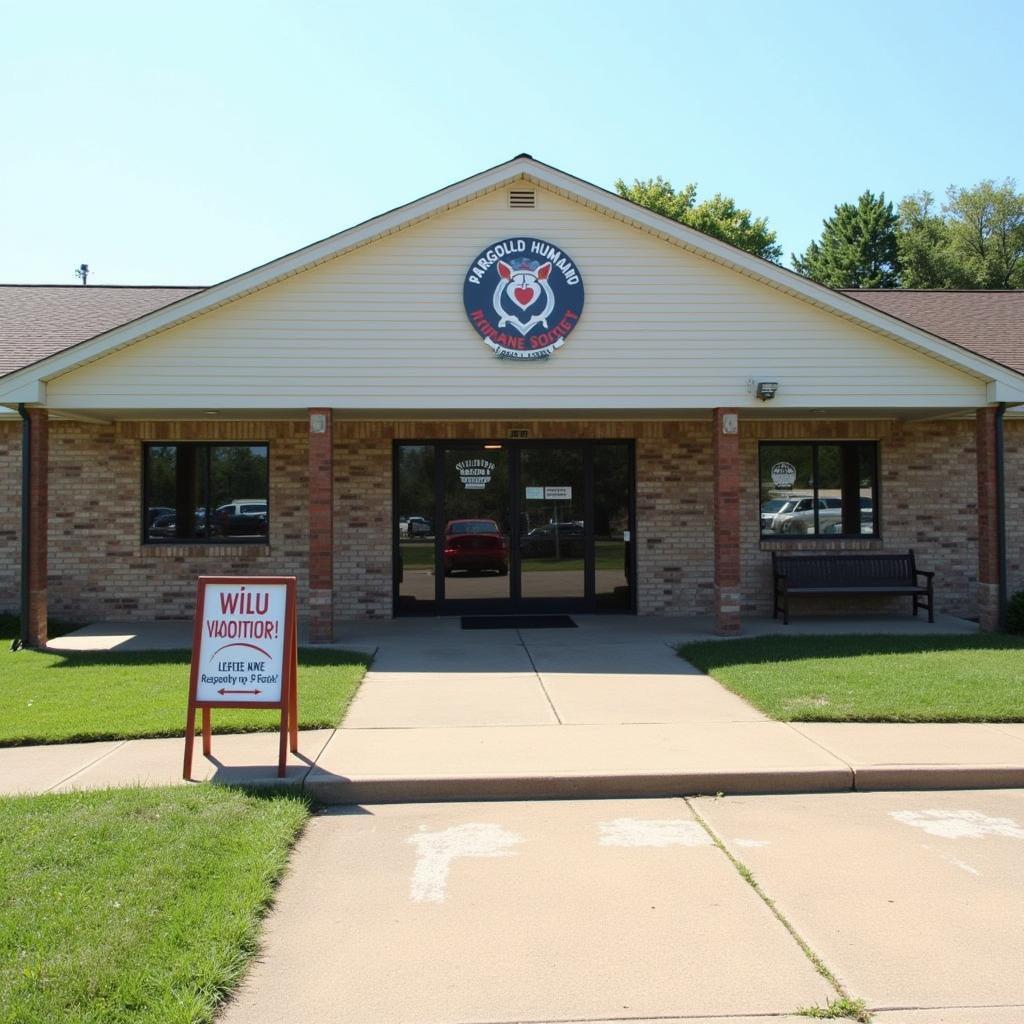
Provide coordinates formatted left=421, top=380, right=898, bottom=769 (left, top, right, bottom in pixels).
left=508, top=189, right=536, bottom=209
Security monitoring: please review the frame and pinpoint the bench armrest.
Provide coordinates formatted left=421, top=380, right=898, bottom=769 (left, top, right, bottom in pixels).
left=915, top=569, right=935, bottom=579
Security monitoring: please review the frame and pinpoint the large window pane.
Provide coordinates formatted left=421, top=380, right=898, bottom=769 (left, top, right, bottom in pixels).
left=396, top=444, right=436, bottom=612
left=210, top=445, right=269, bottom=539
left=759, top=444, right=814, bottom=536
left=759, top=442, right=879, bottom=538
left=143, top=443, right=268, bottom=543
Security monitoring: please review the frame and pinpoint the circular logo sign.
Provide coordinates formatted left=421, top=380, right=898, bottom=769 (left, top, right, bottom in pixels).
left=463, top=237, right=584, bottom=360
left=770, top=462, right=797, bottom=488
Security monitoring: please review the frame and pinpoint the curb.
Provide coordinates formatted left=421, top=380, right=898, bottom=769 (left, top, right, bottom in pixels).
left=302, top=767, right=855, bottom=804
left=301, top=764, right=1024, bottom=804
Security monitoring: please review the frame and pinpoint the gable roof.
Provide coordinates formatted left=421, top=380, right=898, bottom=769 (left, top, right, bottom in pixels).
left=0, top=285, right=204, bottom=376
left=841, top=290, right=1024, bottom=376
left=2, top=155, right=1024, bottom=404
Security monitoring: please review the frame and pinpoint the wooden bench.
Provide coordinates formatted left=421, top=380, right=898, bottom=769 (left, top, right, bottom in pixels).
left=772, top=550, right=935, bottom=625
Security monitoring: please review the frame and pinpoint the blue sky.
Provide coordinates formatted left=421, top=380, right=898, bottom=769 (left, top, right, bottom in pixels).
left=3, top=0, right=1021, bottom=285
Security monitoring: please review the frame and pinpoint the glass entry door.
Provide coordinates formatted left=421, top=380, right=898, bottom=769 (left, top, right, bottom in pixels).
left=393, top=440, right=634, bottom=615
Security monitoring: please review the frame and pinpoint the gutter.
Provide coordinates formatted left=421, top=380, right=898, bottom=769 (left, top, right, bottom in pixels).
left=16, top=403, right=29, bottom=650
left=995, top=402, right=1008, bottom=628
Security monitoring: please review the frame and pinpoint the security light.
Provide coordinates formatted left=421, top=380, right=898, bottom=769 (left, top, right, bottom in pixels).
left=755, top=381, right=779, bottom=401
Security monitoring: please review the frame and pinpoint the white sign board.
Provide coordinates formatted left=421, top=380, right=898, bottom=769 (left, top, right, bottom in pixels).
left=544, top=486, right=572, bottom=501
left=195, top=581, right=288, bottom=704
left=525, top=486, right=544, bottom=500
left=770, top=461, right=797, bottom=489
left=456, top=459, right=494, bottom=490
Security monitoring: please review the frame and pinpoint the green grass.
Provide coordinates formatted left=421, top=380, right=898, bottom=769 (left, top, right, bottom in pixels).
left=0, top=785, right=309, bottom=1024
left=399, top=539, right=626, bottom=572
left=0, top=616, right=370, bottom=746
left=679, top=634, right=1024, bottom=722
left=797, top=997, right=871, bottom=1021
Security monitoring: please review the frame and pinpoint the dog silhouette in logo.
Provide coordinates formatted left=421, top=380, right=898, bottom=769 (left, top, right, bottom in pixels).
left=494, top=257, right=555, bottom=336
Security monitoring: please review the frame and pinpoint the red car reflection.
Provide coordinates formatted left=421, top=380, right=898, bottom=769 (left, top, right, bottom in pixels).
left=443, top=519, right=509, bottom=576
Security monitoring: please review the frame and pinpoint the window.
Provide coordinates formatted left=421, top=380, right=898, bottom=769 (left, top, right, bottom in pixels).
left=759, top=442, right=878, bottom=538
left=143, top=443, right=269, bottom=543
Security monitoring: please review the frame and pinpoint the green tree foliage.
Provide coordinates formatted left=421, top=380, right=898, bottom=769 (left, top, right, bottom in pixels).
left=942, top=179, right=1024, bottom=288
left=896, top=192, right=959, bottom=288
left=614, top=176, right=782, bottom=262
left=792, top=191, right=900, bottom=288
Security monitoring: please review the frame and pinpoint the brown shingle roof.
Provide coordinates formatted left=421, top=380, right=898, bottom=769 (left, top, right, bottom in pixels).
left=1, top=282, right=1022, bottom=382
left=0, top=285, right=204, bottom=377
left=841, top=290, right=1024, bottom=375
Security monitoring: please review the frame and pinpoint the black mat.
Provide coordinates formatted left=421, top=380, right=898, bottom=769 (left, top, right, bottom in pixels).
left=461, top=615, right=577, bottom=630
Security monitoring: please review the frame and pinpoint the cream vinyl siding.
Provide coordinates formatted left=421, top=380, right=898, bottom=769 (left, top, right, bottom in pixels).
left=46, top=186, right=987, bottom=410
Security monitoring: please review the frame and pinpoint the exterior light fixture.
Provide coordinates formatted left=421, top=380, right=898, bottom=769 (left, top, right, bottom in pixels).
left=755, top=381, right=779, bottom=401
left=483, top=444, right=502, bottom=450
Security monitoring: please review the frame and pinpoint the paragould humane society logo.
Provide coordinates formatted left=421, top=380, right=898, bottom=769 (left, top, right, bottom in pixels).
left=463, top=237, right=585, bottom=359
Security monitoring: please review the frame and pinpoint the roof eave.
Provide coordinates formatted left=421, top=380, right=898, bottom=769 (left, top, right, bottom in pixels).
left=3, top=154, right=1024, bottom=399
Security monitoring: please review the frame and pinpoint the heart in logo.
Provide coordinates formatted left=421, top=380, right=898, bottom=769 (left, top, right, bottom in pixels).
left=512, top=286, right=536, bottom=308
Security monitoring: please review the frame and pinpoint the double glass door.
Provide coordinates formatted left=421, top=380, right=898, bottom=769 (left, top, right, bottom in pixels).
left=395, top=441, right=634, bottom=615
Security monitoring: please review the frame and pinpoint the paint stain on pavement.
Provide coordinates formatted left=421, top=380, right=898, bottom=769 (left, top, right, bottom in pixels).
left=598, top=818, right=712, bottom=848
left=890, top=809, right=1024, bottom=840
left=407, top=823, right=524, bottom=903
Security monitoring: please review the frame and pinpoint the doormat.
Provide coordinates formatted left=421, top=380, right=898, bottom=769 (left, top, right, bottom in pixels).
left=461, top=615, right=577, bottom=630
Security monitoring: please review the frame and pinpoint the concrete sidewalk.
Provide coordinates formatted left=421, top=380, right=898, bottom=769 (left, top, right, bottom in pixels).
left=6, top=611, right=1023, bottom=800
left=216, top=791, right=1024, bottom=1024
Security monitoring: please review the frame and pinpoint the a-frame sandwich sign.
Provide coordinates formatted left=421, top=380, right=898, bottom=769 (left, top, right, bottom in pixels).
left=183, top=576, right=299, bottom=780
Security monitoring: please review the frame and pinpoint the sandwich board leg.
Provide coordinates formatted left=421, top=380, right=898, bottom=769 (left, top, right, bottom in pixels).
left=202, top=707, right=212, bottom=757
left=289, top=669, right=299, bottom=753
left=277, top=698, right=289, bottom=779
left=183, top=704, right=197, bottom=780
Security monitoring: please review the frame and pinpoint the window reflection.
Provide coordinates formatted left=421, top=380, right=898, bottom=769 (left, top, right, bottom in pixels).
left=143, top=443, right=269, bottom=542
left=759, top=442, right=877, bottom=538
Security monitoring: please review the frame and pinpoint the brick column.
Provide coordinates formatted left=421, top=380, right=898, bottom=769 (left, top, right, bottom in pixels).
left=308, top=408, right=334, bottom=643
left=25, top=407, right=49, bottom=648
left=976, top=406, right=1002, bottom=631
left=713, top=408, right=741, bottom=636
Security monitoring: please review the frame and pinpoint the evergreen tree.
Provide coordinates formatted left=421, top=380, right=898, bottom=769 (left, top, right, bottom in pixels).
left=792, top=191, right=900, bottom=288
left=614, top=176, right=782, bottom=262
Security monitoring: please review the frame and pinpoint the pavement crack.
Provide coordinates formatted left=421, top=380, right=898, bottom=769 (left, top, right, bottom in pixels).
left=518, top=628, right=562, bottom=724
left=684, top=796, right=868, bottom=1019
left=45, top=739, right=129, bottom=792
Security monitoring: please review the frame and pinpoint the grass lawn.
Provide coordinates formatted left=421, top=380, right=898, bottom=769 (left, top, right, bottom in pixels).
left=0, top=785, right=309, bottom=1024
left=399, top=539, right=626, bottom=572
left=0, top=616, right=370, bottom=747
left=679, top=634, right=1024, bottom=722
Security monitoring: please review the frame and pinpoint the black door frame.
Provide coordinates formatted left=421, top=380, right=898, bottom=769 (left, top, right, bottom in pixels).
left=392, top=439, right=636, bottom=616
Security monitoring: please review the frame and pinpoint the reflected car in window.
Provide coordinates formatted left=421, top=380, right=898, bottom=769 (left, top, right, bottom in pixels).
left=443, top=519, right=508, bottom=576
left=771, top=497, right=843, bottom=534
left=759, top=498, right=793, bottom=534
left=213, top=500, right=268, bottom=538
left=406, top=516, right=433, bottom=537
left=520, top=522, right=586, bottom=558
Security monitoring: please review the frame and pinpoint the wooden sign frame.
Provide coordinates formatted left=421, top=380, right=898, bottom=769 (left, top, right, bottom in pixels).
left=183, top=575, right=299, bottom=780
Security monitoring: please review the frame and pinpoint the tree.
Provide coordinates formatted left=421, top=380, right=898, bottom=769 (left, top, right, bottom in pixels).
left=895, top=180, right=1024, bottom=289
left=896, top=192, right=959, bottom=288
left=614, top=176, right=782, bottom=262
left=792, top=191, right=900, bottom=288
left=943, top=179, right=1024, bottom=288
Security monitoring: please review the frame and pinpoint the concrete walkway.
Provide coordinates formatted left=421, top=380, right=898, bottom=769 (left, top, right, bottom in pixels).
left=218, top=790, right=1024, bottom=1023
left=7, top=611, right=1024, bottom=800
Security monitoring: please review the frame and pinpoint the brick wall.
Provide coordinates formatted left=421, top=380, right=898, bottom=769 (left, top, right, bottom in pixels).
left=2, top=415, right=1022, bottom=627
left=45, top=421, right=310, bottom=622
left=0, top=422, right=20, bottom=613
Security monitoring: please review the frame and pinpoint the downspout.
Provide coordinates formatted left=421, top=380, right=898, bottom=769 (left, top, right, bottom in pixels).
left=995, top=402, right=1008, bottom=629
left=17, top=403, right=30, bottom=650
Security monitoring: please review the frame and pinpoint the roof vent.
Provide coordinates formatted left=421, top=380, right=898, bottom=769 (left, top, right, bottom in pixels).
left=508, top=189, right=536, bottom=209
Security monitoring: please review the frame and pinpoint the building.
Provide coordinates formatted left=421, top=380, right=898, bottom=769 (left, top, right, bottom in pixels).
left=2, top=155, right=1023, bottom=645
